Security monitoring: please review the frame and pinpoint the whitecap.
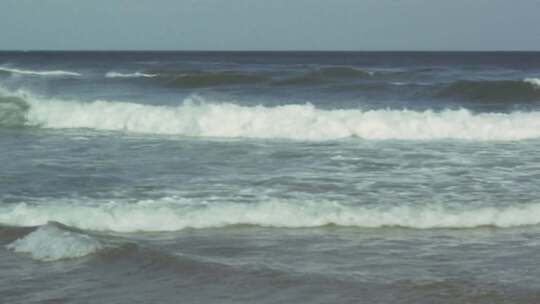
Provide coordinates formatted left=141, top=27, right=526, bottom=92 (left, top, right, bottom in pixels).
left=0, top=67, right=81, bottom=77
left=524, top=78, right=540, bottom=89
left=3, top=86, right=540, bottom=141
left=2, top=199, right=540, bottom=232
left=105, top=71, right=158, bottom=78
left=6, top=223, right=104, bottom=261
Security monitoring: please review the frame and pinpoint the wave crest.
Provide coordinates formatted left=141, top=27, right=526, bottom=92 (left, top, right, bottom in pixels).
left=3, top=87, right=540, bottom=140
left=524, top=78, right=540, bottom=88
left=6, top=223, right=104, bottom=261
left=0, top=67, right=81, bottom=77
left=137, top=68, right=269, bottom=87
left=274, top=66, right=374, bottom=85
left=2, top=200, right=540, bottom=232
left=437, top=79, right=540, bottom=101
left=105, top=71, right=158, bottom=78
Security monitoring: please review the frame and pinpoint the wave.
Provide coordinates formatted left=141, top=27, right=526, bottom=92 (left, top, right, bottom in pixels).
left=0, top=67, right=81, bottom=77
left=6, top=222, right=105, bottom=261
left=436, top=79, right=540, bottom=101
left=524, top=77, right=540, bottom=88
left=2, top=199, right=540, bottom=232
left=105, top=71, right=158, bottom=78
left=141, top=68, right=185, bottom=76
left=138, top=66, right=373, bottom=87
left=0, top=95, right=29, bottom=126
left=313, top=66, right=375, bottom=78
left=274, top=66, right=374, bottom=85
left=136, top=68, right=269, bottom=87
left=3, top=87, right=540, bottom=140
left=167, top=72, right=268, bottom=87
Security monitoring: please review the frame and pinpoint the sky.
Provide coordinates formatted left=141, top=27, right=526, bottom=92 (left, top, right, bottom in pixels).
left=1, top=0, right=540, bottom=51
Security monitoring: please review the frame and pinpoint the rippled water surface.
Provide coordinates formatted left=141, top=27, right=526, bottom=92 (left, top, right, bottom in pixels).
left=2, top=52, right=540, bottom=303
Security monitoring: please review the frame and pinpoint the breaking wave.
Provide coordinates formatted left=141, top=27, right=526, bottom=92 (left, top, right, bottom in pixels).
left=0, top=67, right=81, bottom=77
left=6, top=223, right=105, bottom=261
left=105, top=71, right=158, bottom=78
left=3, top=87, right=540, bottom=140
left=2, top=199, right=540, bottom=232
left=524, top=77, right=540, bottom=88
left=0, top=95, right=29, bottom=126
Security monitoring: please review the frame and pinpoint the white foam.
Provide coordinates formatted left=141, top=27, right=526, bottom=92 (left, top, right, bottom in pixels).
left=6, top=224, right=104, bottom=261
left=24, top=98, right=540, bottom=141
left=1, top=199, right=540, bottom=232
left=0, top=67, right=81, bottom=77
left=524, top=78, right=540, bottom=89
left=105, top=71, right=158, bottom=78
left=3, top=87, right=540, bottom=141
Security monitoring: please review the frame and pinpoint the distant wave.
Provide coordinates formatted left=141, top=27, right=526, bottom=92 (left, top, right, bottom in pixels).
left=141, top=68, right=185, bottom=77
left=313, top=66, right=375, bottom=78
left=274, top=66, right=374, bottom=85
left=137, top=68, right=269, bottom=87
left=2, top=199, right=540, bottom=232
left=167, top=72, right=267, bottom=87
left=2, top=87, right=540, bottom=140
left=436, top=79, right=540, bottom=101
left=137, top=66, right=374, bottom=87
left=0, top=67, right=81, bottom=77
left=105, top=71, right=158, bottom=78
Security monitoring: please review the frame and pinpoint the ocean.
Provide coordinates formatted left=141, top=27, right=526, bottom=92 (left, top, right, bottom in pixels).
left=1, top=51, right=540, bottom=303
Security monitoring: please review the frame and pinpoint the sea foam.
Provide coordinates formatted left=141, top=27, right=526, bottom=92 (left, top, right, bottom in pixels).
left=0, top=67, right=81, bottom=77
left=105, top=71, right=158, bottom=78
left=2, top=199, right=540, bottom=232
left=24, top=98, right=540, bottom=141
left=3, top=87, right=540, bottom=141
left=524, top=78, right=540, bottom=88
left=6, top=223, right=104, bottom=261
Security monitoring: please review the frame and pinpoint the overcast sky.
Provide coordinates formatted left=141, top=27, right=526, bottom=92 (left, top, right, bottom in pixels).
left=1, top=0, right=540, bottom=51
